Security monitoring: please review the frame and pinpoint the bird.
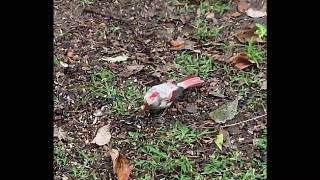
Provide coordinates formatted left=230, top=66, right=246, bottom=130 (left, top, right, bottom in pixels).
left=141, top=75, right=204, bottom=111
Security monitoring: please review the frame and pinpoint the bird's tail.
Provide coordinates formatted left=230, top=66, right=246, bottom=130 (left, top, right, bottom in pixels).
left=177, top=75, right=204, bottom=89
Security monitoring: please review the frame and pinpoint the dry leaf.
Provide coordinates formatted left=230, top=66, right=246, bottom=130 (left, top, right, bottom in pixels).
left=60, top=61, right=69, bottom=68
left=237, top=0, right=250, bottom=12
left=54, top=127, right=67, bottom=141
left=214, top=132, right=224, bottom=150
left=209, top=98, right=239, bottom=123
left=260, top=80, right=267, bottom=90
left=100, top=55, right=128, bottom=63
left=106, top=148, right=133, bottom=180
left=235, top=29, right=264, bottom=43
left=169, top=37, right=195, bottom=51
left=246, top=8, right=266, bottom=18
left=229, top=53, right=253, bottom=70
left=205, top=12, right=215, bottom=20
left=120, top=64, right=145, bottom=77
left=91, top=125, right=111, bottom=146
left=185, top=104, right=198, bottom=114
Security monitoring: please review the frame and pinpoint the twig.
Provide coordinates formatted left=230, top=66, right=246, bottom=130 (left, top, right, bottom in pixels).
left=221, top=114, right=267, bottom=128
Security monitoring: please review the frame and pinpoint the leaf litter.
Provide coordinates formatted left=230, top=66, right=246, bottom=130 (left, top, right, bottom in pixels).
left=105, top=147, right=133, bottom=180
left=209, top=98, right=239, bottom=123
left=91, top=124, right=112, bottom=146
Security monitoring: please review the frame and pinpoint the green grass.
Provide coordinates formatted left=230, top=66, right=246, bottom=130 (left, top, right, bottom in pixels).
left=255, top=23, right=267, bottom=39
left=193, top=19, right=221, bottom=40
left=131, top=122, right=266, bottom=179
left=199, top=0, right=230, bottom=16
left=53, top=56, right=60, bottom=66
left=245, top=40, right=265, bottom=66
left=173, top=52, right=216, bottom=79
left=134, top=122, right=208, bottom=179
left=90, top=69, right=145, bottom=115
left=54, top=146, right=68, bottom=167
left=255, top=129, right=267, bottom=151
left=97, top=24, right=122, bottom=39
left=70, top=149, right=101, bottom=180
left=247, top=91, right=267, bottom=111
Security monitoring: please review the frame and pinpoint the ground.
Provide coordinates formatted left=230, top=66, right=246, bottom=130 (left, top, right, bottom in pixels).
left=54, top=0, right=267, bottom=179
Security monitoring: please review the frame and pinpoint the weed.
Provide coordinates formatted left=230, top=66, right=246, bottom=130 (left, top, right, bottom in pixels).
left=53, top=56, right=60, bottom=66
left=90, top=70, right=145, bottom=115
left=193, top=19, right=221, bottom=40
left=245, top=40, right=265, bottom=66
left=174, top=52, right=215, bottom=79
left=54, top=146, right=68, bottom=167
left=255, top=23, right=267, bottom=39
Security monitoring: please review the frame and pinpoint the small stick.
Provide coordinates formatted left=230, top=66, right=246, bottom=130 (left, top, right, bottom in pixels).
left=221, top=114, right=267, bottom=128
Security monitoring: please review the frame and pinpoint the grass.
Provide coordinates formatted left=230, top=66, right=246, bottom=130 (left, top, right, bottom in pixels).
left=96, top=24, right=122, bottom=40
left=133, top=122, right=208, bottom=179
left=255, top=129, right=267, bottom=151
left=173, top=52, right=216, bottom=79
left=130, top=122, right=266, bottom=179
left=54, top=146, right=68, bottom=167
left=255, top=23, right=267, bottom=39
left=199, top=0, right=230, bottom=16
left=245, top=40, right=265, bottom=66
left=193, top=19, right=221, bottom=40
left=247, top=91, right=267, bottom=111
left=90, top=69, right=145, bottom=115
left=70, top=149, right=101, bottom=180
left=53, top=56, right=60, bottom=66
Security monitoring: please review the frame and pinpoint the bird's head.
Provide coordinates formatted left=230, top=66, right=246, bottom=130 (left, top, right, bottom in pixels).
left=141, top=91, right=160, bottom=110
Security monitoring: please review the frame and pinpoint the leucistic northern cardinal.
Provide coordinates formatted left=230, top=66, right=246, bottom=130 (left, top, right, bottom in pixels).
left=141, top=75, right=204, bottom=111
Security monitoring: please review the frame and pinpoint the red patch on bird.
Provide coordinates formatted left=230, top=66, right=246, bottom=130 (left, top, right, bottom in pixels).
left=149, top=92, right=159, bottom=100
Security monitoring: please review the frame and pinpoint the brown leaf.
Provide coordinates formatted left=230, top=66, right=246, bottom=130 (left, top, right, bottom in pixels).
left=121, top=64, right=145, bottom=77
left=229, top=53, right=253, bottom=70
left=235, top=29, right=264, bottom=43
left=91, top=125, right=111, bottom=146
left=260, top=80, right=267, bottom=90
left=237, top=0, right=250, bottom=12
left=169, top=37, right=195, bottom=51
left=185, top=104, right=198, bottom=114
left=246, top=8, right=267, bottom=18
left=106, top=148, right=133, bottom=180
left=54, top=127, right=67, bottom=141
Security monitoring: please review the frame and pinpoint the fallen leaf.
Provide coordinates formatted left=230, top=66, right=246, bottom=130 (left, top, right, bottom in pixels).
left=228, top=53, right=253, bottom=70
left=67, top=51, right=74, bottom=58
left=54, top=127, right=67, bottom=141
left=100, top=55, right=128, bottom=63
left=220, top=129, right=231, bottom=148
left=260, top=80, right=267, bottom=90
left=205, top=12, right=215, bottom=20
left=91, top=125, right=111, bottom=146
left=214, top=132, right=224, bottom=150
left=93, top=109, right=103, bottom=117
left=235, top=29, right=264, bottom=43
left=185, top=104, right=198, bottom=114
left=246, top=8, right=266, bottom=18
left=209, top=98, right=239, bottom=123
left=106, top=148, right=133, bottom=180
left=237, top=0, right=250, bottom=12
left=60, top=61, right=69, bottom=68
left=169, top=37, right=195, bottom=51
left=121, top=64, right=145, bottom=77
